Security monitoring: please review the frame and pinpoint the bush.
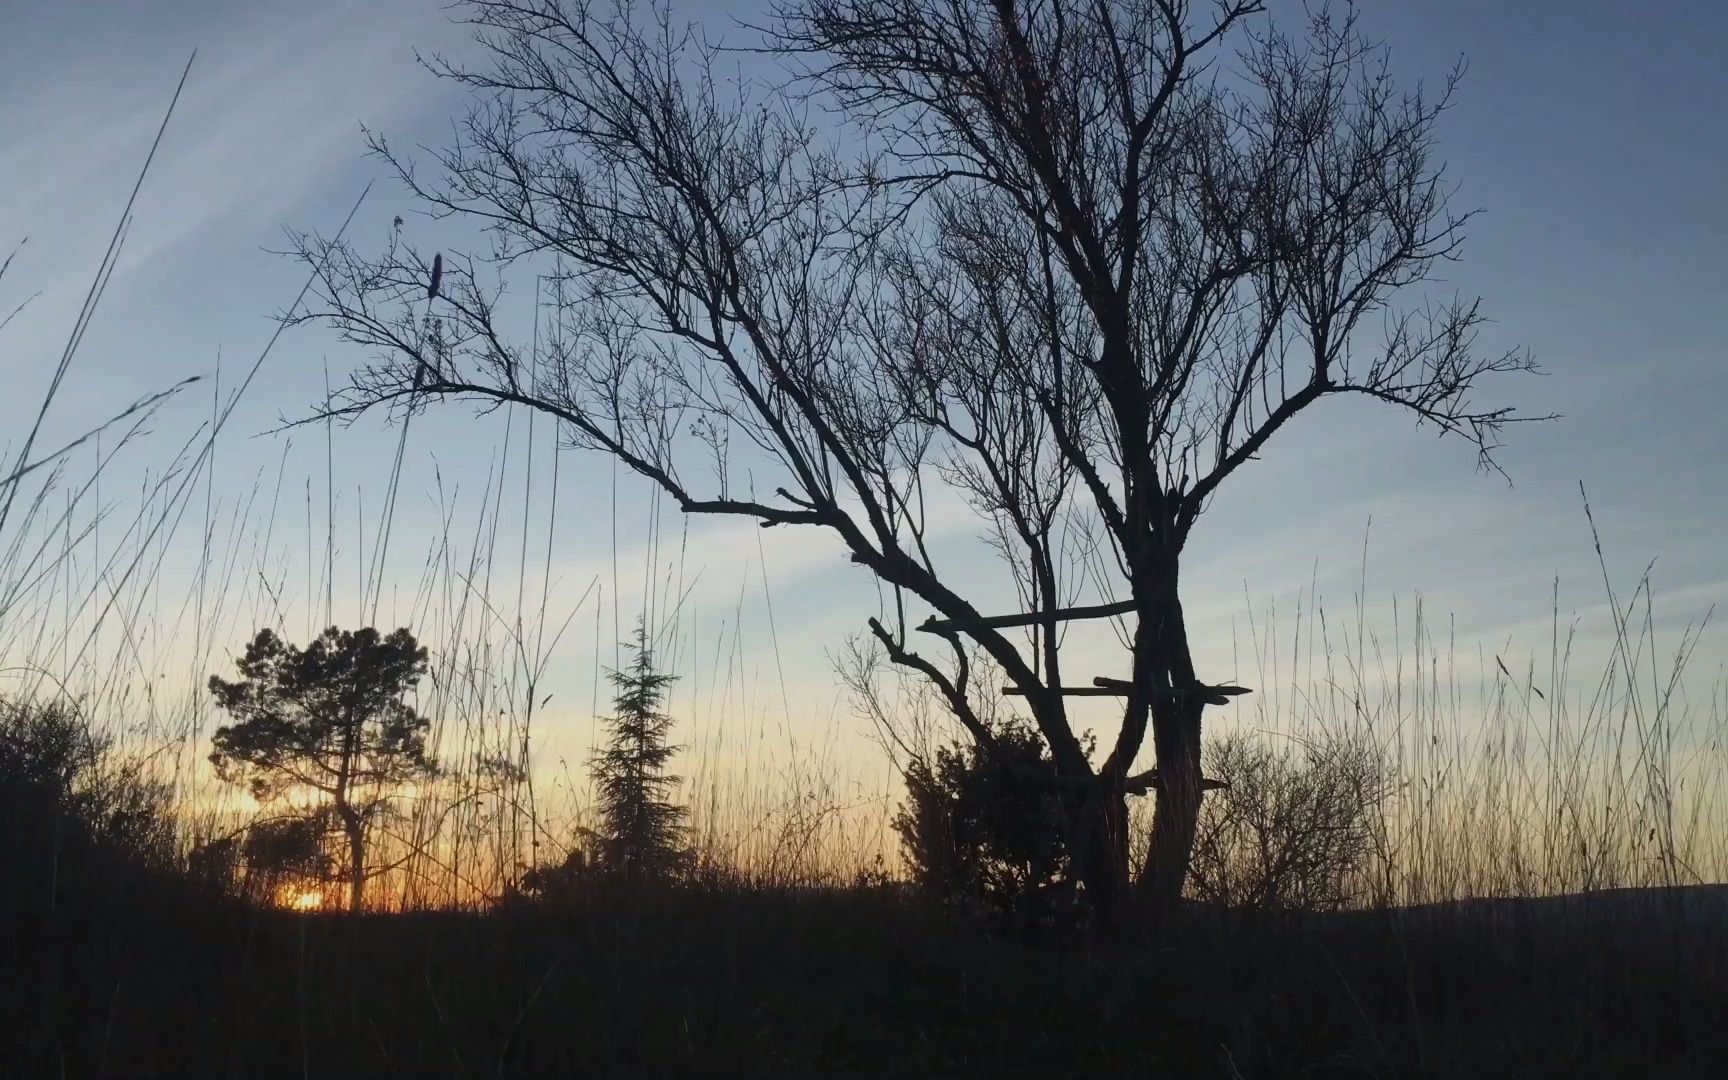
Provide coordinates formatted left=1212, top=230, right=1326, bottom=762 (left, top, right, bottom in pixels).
left=893, top=720, right=1079, bottom=920
left=185, top=834, right=245, bottom=897
left=516, top=845, right=600, bottom=905
left=0, top=698, right=177, bottom=913
left=1187, top=729, right=1393, bottom=912
left=188, top=812, right=345, bottom=904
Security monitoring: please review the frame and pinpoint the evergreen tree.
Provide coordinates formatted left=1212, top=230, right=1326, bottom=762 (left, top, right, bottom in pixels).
left=590, top=623, right=689, bottom=880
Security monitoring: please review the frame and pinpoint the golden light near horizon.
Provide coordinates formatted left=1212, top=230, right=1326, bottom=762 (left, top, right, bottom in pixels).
left=281, top=886, right=324, bottom=912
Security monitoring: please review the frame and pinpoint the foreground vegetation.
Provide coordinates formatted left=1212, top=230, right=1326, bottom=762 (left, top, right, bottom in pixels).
left=5, top=585, right=1726, bottom=1079
left=4, top=870, right=1724, bottom=1077
left=3, top=7, right=1726, bottom=1076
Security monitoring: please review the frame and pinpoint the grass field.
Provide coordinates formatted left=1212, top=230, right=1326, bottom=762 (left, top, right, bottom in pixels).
left=6, top=877, right=1725, bottom=1078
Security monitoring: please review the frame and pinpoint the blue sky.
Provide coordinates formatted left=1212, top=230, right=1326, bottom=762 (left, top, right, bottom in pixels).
left=2, top=0, right=1724, bottom=776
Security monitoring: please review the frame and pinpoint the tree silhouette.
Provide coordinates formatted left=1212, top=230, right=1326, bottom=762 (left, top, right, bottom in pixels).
left=208, top=626, right=435, bottom=912
left=288, top=0, right=1543, bottom=922
left=590, top=624, right=689, bottom=880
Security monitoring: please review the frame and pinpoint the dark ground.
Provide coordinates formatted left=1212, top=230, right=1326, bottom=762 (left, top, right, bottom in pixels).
left=3, top=882, right=1725, bottom=1079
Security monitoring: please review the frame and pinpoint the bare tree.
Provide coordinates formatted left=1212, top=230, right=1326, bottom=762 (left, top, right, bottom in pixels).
left=286, top=0, right=1541, bottom=922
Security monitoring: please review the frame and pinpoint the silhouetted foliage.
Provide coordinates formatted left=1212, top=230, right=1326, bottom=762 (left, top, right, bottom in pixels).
left=894, top=720, right=1074, bottom=919
left=187, top=816, right=340, bottom=903
left=248, top=815, right=340, bottom=892
left=185, top=834, right=244, bottom=898
left=1, top=698, right=175, bottom=914
left=589, top=624, right=690, bottom=881
left=290, top=0, right=1542, bottom=920
left=517, top=847, right=597, bottom=904
left=208, top=626, right=435, bottom=911
left=1188, top=730, right=1394, bottom=912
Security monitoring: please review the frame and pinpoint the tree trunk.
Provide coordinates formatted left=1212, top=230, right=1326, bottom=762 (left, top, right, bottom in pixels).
left=1131, top=571, right=1208, bottom=925
left=1071, top=778, right=1132, bottom=927
left=342, top=811, right=366, bottom=914
left=1139, top=696, right=1204, bottom=920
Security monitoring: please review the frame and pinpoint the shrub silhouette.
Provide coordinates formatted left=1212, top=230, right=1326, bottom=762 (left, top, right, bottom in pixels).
left=185, top=834, right=244, bottom=898
left=0, top=698, right=175, bottom=914
left=517, top=847, right=597, bottom=904
left=1187, top=730, right=1394, bottom=912
left=894, top=720, right=1083, bottom=922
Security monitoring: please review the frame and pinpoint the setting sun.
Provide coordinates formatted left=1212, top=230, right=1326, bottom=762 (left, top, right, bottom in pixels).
left=284, top=888, right=324, bottom=912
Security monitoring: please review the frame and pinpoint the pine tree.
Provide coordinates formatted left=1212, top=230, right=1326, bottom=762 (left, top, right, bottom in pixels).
left=208, top=626, right=434, bottom=912
left=590, top=623, right=689, bottom=880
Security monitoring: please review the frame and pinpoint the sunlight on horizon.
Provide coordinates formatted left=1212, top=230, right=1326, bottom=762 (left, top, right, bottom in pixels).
left=279, top=885, right=324, bottom=912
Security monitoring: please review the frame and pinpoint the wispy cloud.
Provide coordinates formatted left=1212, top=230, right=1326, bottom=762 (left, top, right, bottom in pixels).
left=0, top=1, right=463, bottom=300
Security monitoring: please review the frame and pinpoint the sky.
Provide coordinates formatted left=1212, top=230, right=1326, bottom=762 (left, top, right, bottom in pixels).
left=1, top=0, right=1724, bottom=787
